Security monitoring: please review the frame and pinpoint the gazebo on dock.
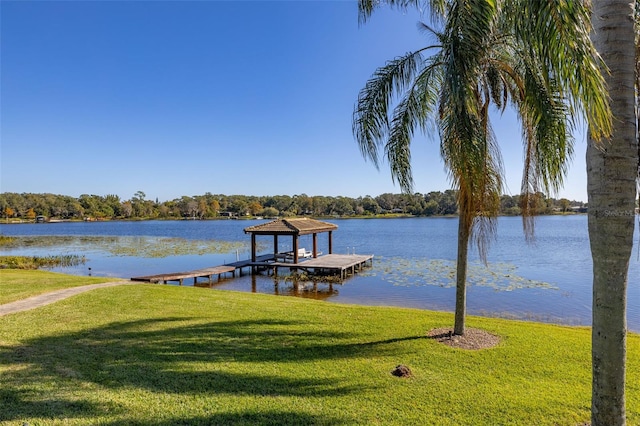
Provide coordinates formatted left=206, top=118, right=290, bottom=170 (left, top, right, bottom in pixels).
left=244, top=218, right=338, bottom=264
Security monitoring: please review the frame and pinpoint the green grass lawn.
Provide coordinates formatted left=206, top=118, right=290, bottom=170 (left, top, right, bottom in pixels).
left=0, top=270, right=638, bottom=425
left=0, top=269, right=120, bottom=305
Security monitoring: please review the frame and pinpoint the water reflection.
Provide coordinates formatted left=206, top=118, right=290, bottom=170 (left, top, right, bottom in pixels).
left=193, top=273, right=340, bottom=301
left=271, top=277, right=339, bottom=300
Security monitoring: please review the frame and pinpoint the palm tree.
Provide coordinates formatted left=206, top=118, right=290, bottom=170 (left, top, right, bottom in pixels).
left=354, top=0, right=610, bottom=335
left=587, top=1, right=638, bottom=424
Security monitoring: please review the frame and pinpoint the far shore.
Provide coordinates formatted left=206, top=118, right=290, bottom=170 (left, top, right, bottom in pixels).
left=1, top=211, right=595, bottom=225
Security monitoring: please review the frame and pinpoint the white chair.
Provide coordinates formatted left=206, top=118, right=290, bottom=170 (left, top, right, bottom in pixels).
left=297, top=248, right=313, bottom=258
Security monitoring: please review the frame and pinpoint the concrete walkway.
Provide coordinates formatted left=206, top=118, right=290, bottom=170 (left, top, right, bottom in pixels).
left=0, top=281, right=135, bottom=317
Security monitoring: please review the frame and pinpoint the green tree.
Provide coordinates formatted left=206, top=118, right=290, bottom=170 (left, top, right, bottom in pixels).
left=587, top=1, right=638, bottom=424
left=296, top=194, right=313, bottom=214
left=354, top=0, right=610, bottom=335
left=329, top=197, right=354, bottom=216
left=261, top=206, right=279, bottom=218
left=131, top=191, right=149, bottom=218
left=361, top=196, right=381, bottom=214
left=375, top=193, right=398, bottom=212
left=104, top=194, right=122, bottom=218
left=423, top=199, right=439, bottom=216
left=230, top=199, right=249, bottom=216
left=311, top=196, right=330, bottom=216
left=79, top=194, right=105, bottom=219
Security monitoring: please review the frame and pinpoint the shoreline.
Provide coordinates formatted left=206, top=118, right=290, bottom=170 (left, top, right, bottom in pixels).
left=1, top=211, right=595, bottom=225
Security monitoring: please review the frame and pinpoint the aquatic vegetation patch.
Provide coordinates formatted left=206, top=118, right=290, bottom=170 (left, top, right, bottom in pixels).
left=0, top=235, right=16, bottom=246
left=1, top=235, right=119, bottom=249
left=1, top=236, right=248, bottom=258
left=361, top=257, right=558, bottom=291
left=0, top=254, right=86, bottom=269
left=107, top=237, right=247, bottom=257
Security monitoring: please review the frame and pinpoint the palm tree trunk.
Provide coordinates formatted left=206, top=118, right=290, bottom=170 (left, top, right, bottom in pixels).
left=588, top=1, right=637, bottom=424
left=454, top=208, right=470, bottom=336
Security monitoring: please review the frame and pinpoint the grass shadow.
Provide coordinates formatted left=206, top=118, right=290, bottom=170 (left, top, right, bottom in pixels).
left=0, top=388, right=117, bottom=422
left=100, top=410, right=348, bottom=425
left=0, top=316, right=415, bottom=422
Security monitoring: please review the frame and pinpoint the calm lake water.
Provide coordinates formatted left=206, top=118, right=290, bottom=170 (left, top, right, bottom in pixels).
left=2, top=216, right=639, bottom=331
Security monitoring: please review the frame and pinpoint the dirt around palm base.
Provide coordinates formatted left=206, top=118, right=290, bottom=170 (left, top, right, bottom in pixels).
left=427, top=327, right=501, bottom=350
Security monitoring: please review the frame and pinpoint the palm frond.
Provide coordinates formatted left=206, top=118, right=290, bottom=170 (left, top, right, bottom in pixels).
left=353, top=50, right=426, bottom=168
left=386, top=98, right=416, bottom=192
left=385, top=57, right=443, bottom=192
left=527, top=66, right=573, bottom=191
left=416, top=21, right=445, bottom=43
left=503, top=0, right=612, bottom=140
left=358, top=0, right=447, bottom=25
left=484, top=64, right=506, bottom=111
left=470, top=119, right=503, bottom=263
left=440, top=95, right=501, bottom=230
left=514, top=53, right=574, bottom=240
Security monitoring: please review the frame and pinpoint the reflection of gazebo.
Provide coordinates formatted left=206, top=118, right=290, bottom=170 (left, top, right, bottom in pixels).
left=244, top=218, right=338, bottom=264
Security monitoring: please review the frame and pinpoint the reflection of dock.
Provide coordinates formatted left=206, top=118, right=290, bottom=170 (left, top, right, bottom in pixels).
left=198, top=274, right=341, bottom=301
left=131, top=254, right=374, bottom=284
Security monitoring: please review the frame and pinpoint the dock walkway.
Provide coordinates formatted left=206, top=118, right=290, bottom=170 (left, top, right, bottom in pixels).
left=131, top=265, right=236, bottom=285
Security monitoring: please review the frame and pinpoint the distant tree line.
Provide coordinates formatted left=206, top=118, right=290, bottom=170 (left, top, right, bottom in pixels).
left=0, top=190, right=588, bottom=221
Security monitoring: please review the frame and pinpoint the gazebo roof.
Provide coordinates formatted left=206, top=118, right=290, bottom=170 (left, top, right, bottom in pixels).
left=244, top=217, right=338, bottom=236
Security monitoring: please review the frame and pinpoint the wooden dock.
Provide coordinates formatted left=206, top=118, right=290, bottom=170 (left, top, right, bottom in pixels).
left=131, top=254, right=373, bottom=284
left=236, top=253, right=374, bottom=279
left=131, top=265, right=236, bottom=285
left=225, top=254, right=275, bottom=273
left=289, top=254, right=373, bottom=279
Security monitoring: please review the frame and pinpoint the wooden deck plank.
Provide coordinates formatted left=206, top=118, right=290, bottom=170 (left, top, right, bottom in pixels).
left=132, top=265, right=236, bottom=283
left=196, top=266, right=236, bottom=274
left=297, top=254, right=373, bottom=269
left=226, top=254, right=274, bottom=268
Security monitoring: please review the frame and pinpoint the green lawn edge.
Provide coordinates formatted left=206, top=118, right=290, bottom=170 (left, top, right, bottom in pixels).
left=0, top=269, right=122, bottom=305
left=0, top=271, right=638, bottom=425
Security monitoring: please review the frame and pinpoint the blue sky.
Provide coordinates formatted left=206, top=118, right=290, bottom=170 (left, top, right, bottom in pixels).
left=1, top=1, right=589, bottom=202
